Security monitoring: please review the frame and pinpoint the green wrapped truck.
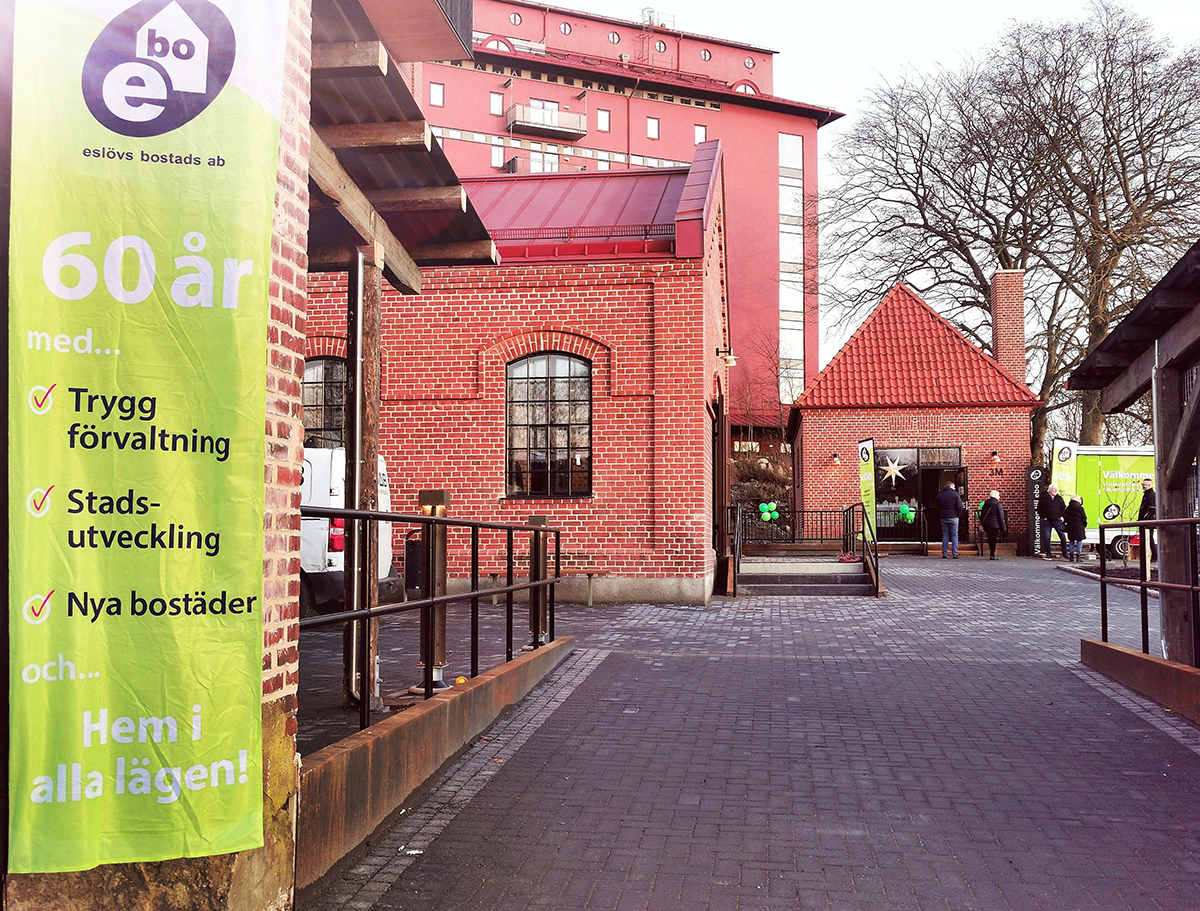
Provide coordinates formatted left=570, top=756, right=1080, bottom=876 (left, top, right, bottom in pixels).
left=1052, top=444, right=1154, bottom=558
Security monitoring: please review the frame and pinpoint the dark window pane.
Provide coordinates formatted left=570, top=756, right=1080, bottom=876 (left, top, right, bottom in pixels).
left=506, top=351, right=592, bottom=497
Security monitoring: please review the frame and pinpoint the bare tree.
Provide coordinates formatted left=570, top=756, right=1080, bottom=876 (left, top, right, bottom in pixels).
left=823, top=2, right=1200, bottom=460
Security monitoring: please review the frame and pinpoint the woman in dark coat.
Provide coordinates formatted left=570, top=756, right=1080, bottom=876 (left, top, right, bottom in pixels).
left=979, top=490, right=1007, bottom=561
left=1064, top=494, right=1088, bottom=562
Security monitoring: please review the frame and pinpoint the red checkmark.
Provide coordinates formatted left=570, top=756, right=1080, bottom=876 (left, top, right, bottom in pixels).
left=32, top=384, right=56, bottom=409
left=31, top=591, right=53, bottom=618
left=31, top=486, right=54, bottom=512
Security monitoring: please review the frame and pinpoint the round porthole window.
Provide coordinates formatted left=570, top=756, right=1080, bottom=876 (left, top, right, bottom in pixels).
left=700, top=48, right=711, bottom=61
left=744, top=56, right=755, bottom=68
left=654, top=39, right=666, bottom=53
left=509, top=12, right=522, bottom=25
left=609, top=31, right=621, bottom=44
left=560, top=21, right=571, bottom=35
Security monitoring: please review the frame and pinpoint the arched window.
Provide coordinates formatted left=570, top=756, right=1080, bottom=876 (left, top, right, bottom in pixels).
left=506, top=352, right=592, bottom=497
left=733, top=80, right=759, bottom=95
left=303, top=357, right=346, bottom=448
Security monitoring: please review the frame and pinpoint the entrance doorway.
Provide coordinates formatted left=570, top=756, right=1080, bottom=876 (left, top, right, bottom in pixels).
left=920, top=467, right=968, bottom=544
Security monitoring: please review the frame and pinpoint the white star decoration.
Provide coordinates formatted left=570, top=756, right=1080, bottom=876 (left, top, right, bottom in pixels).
left=881, top=456, right=907, bottom=486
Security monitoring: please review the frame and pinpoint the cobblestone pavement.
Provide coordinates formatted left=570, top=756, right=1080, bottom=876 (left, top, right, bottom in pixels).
left=300, top=556, right=1200, bottom=911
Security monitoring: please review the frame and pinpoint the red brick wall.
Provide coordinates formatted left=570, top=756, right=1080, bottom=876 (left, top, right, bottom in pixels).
left=308, top=245, right=727, bottom=593
left=801, top=407, right=1033, bottom=537
left=990, top=270, right=1026, bottom=383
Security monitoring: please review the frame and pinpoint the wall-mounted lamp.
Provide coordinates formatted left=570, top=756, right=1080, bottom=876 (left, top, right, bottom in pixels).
left=830, top=452, right=841, bottom=466
left=576, top=90, right=588, bottom=99
left=502, top=78, right=513, bottom=88
left=716, top=346, right=738, bottom=367
left=991, top=450, right=1001, bottom=464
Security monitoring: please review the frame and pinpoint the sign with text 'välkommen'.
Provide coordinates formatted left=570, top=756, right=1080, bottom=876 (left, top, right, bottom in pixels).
left=8, top=0, right=287, bottom=872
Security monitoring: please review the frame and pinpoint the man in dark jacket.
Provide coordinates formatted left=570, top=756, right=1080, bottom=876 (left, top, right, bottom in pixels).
left=1038, top=483, right=1068, bottom=559
left=935, top=482, right=965, bottom=559
left=979, top=490, right=1007, bottom=560
left=1139, top=478, right=1158, bottom=562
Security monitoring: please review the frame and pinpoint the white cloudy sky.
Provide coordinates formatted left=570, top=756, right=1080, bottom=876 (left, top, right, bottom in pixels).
left=547, top=0, right=1200, bottom=362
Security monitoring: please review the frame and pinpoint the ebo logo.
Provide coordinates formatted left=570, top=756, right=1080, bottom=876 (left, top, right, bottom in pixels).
left=82, top=0, right=235, bottom=137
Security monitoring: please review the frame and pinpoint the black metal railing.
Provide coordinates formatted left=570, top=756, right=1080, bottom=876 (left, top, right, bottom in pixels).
left=842, top=502, right=883, bottom=597
left=299, top=505, right=562, bottom=731
left=1098, top=516, right=1200, bottom=657
left=728, top=502, right=744, bottom=595
left=734, top=502, right=844, bottom=545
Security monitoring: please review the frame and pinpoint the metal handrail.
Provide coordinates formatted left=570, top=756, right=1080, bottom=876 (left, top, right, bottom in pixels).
left=299, top=505, right=563, bottom=728
left=843, top=502, right=883, bottom=597
left=1098, top=516, right=1200, bottom=660
left=731, top=502, right=744, bottom=595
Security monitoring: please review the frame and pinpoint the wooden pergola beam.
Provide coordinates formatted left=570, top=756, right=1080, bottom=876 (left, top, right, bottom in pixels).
left=407, top=240, right=499, bottom=264
left=315, top=121, right=431, bottom=152
left=365, top=186, right=466, bottom=212
left=1165, top=381, right=1200, bottom=490
left=312, top=41, right=388, bottom=79
left=1101, top=301, right=1200, bottom=413
left=307, top=131, right=422, bottom=294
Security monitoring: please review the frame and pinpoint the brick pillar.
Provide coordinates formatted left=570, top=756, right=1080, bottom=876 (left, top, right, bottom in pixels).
left=990, top=270, right=1026, bottom=383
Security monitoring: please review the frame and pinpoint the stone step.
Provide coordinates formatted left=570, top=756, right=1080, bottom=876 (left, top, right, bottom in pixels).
left=737, top=572, right=871, bottom=585
left=740, top=560, right=863, bottom=575
left=738, top=582, right=877, bottom=597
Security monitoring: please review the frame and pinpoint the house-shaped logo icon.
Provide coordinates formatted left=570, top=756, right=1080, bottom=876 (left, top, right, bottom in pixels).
left=136, top=2, right=209, bottom=95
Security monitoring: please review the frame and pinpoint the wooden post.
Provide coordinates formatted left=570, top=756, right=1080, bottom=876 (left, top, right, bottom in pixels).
left=1153, top=365, right=1194, bottom=664
left=343, top=252, right=383, bottom=712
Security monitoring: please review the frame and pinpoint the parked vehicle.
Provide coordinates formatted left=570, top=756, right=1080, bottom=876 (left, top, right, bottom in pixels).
left=300, top=447, right=399, bottom=616
left=1053, top=444, right=1154, bottom=558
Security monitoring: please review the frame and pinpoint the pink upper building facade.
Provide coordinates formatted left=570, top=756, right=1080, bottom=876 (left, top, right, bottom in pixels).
left=414, top=0, right=841, bottom=429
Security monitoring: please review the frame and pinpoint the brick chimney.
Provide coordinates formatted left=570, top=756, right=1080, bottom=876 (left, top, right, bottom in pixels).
left=990, top=270, right=1026, bottom=383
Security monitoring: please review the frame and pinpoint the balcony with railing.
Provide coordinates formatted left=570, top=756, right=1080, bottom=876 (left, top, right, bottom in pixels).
left=506, top=103, right=588, bottom=140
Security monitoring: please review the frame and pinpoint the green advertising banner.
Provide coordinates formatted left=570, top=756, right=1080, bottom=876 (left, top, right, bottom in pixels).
left=858, top=439, right=875, bottom=528
left=1052, top=439, right=1078, bottom=500
left=8, top=0, right=287, bottom=872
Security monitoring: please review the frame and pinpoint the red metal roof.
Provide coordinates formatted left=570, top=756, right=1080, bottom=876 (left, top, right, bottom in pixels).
left=472, top=45, right=842, bottom=124
left=463, top=141, right=723, bottom=262
left=795, top=283, right=1040, bottom=410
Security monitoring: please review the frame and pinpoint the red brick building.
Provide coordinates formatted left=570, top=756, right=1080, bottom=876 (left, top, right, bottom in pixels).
left=308, top=143, right=731, bottom=603
left=412, top=0, right=841, bottom=434
left=792, top=274, right=1039, bottom=548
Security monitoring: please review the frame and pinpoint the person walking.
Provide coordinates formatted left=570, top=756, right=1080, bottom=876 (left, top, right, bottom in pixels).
left=935, top=481, right=965, bottom=559
left=1064, top=494, right=1088, bottom=562
left=979, top=490, right=1007, bottom=560
left=1139, top=478, right=1158, bottom=562
left=1038, top=483, right=1068, bottom=559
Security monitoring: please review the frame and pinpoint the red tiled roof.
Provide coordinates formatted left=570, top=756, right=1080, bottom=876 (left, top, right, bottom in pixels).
left=795, top=283, right=1039, bottom=410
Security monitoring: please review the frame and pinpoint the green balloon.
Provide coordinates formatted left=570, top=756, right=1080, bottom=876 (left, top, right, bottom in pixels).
left=759, top=503, right=770, bottom=512
left=767, top=502, right=777, bottom=511
left=770, top=511, right=780, bottom=520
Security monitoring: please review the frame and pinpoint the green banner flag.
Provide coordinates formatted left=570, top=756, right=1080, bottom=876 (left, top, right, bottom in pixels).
left=8, top=0, right=288, bottom=873
left=1052, top=439, right=1078, bottom=500
left=858, top=439, right=876, bottom=529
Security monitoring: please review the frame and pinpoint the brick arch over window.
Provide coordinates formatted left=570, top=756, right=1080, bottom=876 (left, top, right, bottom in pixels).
left=306, top=335, right=347, bottom=360
left=479, top=329, right=614, bottom=397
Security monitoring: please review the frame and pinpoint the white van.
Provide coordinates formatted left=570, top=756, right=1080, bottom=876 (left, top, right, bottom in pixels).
left=300, top=447, right=399, bottom=615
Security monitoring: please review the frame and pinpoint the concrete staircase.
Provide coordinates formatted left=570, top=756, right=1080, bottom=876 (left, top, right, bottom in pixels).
left=736, top=555, right=876, bottom=597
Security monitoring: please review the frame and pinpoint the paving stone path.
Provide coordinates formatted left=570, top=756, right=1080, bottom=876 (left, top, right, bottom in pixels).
left=301, top=556, right=1200, bottom=910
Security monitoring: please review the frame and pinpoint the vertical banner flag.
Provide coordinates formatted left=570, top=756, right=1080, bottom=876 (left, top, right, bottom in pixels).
left=858, top=439, right=875, bottom=531
left=1052, top=439, right=1078, bottom=501
left=8, top=0, right=288, bottom=872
